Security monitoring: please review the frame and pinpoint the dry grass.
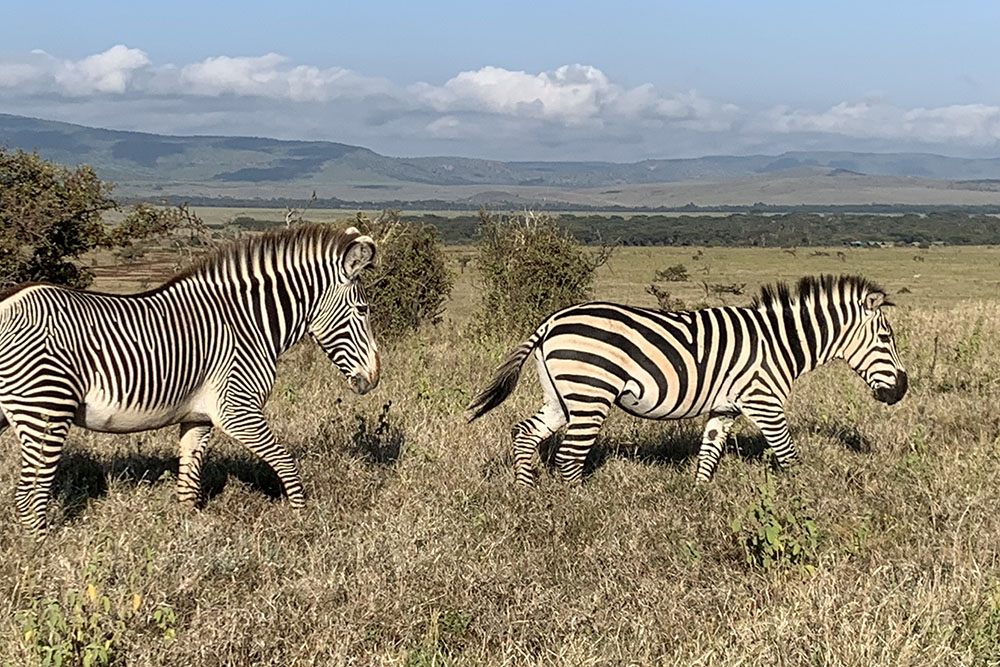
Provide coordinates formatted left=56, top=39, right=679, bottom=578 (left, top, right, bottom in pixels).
left=2, top=247, right=1000, bottom=665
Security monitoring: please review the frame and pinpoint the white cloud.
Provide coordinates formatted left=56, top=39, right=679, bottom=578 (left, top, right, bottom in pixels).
left=410, top=64, right=739, bottom=131
left=3, top=46, right=1000, bottom=159
left=763, top=100, right=1000, bottom=146
left=176, top=54, right=389, bottom=101
left=54, top=45, right=150, bottom=95
left=412, top=64, right=613, bottom=123
left=0, top=46, right=151, bottom=96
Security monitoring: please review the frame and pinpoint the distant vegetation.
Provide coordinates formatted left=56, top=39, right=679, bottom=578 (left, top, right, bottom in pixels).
left=0, top=149, right=202, bottom=290
left=231, top=210, right=1000, bottom=247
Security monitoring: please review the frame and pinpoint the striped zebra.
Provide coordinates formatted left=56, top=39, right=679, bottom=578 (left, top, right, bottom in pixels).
left=468, top=275, right=907, bottom=485
left=0, top=224, right=379, bottom=535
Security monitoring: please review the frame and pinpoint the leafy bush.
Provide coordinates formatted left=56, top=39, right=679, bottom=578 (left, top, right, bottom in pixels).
left=646, top=284, right=687, bottom=312
left=731, top=469, right=819, bottom=573
left=655, top=263, right=690, bottom=282
left=472, top=210, right=611, bottom=339
left=356, top=210, right=454, bottom=340
left=0, top=149, right=203, bottom=289
left=17, top=554, right=177, bottom=667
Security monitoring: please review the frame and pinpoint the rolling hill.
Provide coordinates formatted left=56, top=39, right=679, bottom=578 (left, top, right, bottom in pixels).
left=4, top=113, right=1000, bottom=208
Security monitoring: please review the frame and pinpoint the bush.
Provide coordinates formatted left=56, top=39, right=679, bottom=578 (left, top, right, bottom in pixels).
left=730, top=469, right=819, bottom=573
left=0, top=149, right=202, bottom=289
left=355, top=210, right=454, bottom=340
left=472, top=210, right=612, bottom=340
left=654, top=263, right=690, bottom=282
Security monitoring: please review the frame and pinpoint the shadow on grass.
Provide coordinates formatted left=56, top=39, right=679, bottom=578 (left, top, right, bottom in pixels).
left=346, top=401, right=406, bottom=467
left=532, top=418, right=871, bottom=481
left=798, top=419, right=873, bottom=454
left=55, top=447, right=285, bottom=521
left=535, top=425, right=771, bottom=480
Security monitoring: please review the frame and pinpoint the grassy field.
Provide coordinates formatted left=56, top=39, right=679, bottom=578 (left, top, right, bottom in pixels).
left=2, top=244, right=1000, bottom=665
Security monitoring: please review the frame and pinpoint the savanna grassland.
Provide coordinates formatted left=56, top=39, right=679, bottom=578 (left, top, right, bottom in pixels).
left=2, top=241, right=1000, bottom=666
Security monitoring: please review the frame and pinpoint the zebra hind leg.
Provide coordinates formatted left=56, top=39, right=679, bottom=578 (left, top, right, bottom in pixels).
left=695, top=414, right=736, bottom=483
left=510, top=402, right=567, bottom=486
left=219, top=411, right=305, bottom=509
left=11, top=412, right=74, bottom=538
left=177, top=423, right=213, bottom=509
left=554, top=400, right=611, bottom=484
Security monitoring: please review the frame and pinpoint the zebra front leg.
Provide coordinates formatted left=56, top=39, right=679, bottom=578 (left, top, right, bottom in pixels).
left=177, top=423, right=212, bottom=508
left=695, top=414, right=736, bottom=483
left=510, top=403, right=567, bottom=486
left=11, top=414, right=73, bottom=537
left=739, top=402, right=799, bottom=470
left=219, top=412, right=305, bottom=509
left=555, top=401, right=611, bottom=483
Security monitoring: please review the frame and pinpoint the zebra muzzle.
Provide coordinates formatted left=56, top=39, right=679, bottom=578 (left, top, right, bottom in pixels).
left=349, top=371, right=379, bottom=395
left=873, top=370, right=908, bottom=405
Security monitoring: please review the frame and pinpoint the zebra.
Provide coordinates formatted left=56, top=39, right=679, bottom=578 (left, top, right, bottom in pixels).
left=468, top=274, right=907, bottom=486
left=0, top=223, right=379, bottom=535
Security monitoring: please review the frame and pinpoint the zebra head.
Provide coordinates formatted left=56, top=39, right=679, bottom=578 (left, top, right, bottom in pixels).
left=840, top=288, right=907, bottom=405
left=308, top=229, right=380, bottom=394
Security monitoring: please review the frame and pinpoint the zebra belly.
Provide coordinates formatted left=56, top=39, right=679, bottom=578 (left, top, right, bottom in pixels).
left=616, top=379, right=739, bottom=421
left=73, top=387, right=217, bottom=433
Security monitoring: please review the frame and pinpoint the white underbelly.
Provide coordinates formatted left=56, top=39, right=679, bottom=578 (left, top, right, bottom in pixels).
left=74, top=387, right=217, bottom=433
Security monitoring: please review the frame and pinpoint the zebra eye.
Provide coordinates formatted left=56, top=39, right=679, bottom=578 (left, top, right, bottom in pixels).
left=356, top=304, right=369, bottom=316
left=878, top=333, right=891, bottom=343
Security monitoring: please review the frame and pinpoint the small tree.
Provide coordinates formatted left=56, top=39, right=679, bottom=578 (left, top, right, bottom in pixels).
left=0, top=149, right=199, bottom=289
left=355, top=210, right=453, bottom=340
left=473, top=209, right=611, bottom=339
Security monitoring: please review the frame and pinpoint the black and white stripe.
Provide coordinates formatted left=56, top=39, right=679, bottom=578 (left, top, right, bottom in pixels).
left=469, top=275, right=907, bottom=486
left=0, top=224, right=379, bottom=535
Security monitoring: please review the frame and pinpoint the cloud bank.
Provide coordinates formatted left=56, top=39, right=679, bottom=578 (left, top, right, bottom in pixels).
left=2, top=45, right=999, bottom=160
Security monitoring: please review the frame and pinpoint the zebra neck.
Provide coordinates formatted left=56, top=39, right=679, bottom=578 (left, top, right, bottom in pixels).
left=167, top=253, right=331, bottom=360
left=759, top=302, right=843, bottom=380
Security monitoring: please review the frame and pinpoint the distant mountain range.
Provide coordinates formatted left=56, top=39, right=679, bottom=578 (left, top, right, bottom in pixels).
left=4, top=112, right=1000, bottom=208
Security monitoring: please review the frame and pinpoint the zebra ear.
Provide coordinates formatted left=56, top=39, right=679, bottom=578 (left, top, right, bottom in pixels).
left=864, top=291, right=887, bottom=311
left=342, top=236, right=376, bottom=279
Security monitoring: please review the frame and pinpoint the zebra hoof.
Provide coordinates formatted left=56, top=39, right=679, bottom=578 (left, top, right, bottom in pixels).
left=177, top=495, right=203, bottom=511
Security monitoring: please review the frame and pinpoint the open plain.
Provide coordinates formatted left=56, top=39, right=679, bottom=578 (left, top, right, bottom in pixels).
left=2, top=239, right=1000, bottom=665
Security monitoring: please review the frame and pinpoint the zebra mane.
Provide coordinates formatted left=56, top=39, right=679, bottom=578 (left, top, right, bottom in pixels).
left=159, top=223, right=361, bottom=290
left=750, top=274, right=888, bottom=310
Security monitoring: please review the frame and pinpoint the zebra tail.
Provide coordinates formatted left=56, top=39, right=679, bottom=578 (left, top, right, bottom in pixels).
left=466, top=327, right=546, bottom=422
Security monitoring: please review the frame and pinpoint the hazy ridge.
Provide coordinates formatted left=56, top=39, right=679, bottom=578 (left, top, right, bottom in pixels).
left=5, top=113, right=1000, bottom=207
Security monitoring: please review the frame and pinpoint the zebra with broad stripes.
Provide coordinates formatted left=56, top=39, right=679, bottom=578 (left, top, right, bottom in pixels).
left=469, top=275, right=907, bottom=485
left=0, top=224, right=379, bottom=535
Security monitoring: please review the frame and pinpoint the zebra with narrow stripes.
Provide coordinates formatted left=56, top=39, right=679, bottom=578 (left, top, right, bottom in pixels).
left=0, top=224, right=379, bottom=535
left=469, top=275, right=907, bottom=485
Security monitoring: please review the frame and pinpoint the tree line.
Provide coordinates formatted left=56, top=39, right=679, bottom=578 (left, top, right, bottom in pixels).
left=323, top=211, right=1000, bottom=247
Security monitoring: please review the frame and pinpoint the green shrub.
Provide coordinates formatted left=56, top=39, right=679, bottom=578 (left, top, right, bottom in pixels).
left=356, top=210, right=454, bottom=340
left=472, top=209, right=611, bottom=339
left=17, top=554, right=178, bottom=667
left=731, top=468, right=819, bottom=573
left=0, top=149, right=202, bottom=290
left=654, top=263, right=690, bottom=282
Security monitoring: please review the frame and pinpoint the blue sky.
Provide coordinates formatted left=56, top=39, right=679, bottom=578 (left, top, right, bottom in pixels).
left=3, top=1, right=1000, bottom=160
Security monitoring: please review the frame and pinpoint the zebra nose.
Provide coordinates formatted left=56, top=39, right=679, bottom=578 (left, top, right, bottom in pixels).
left=350, top=371, right=378, bottom=395
left=874, top=370, right=907, bottom=405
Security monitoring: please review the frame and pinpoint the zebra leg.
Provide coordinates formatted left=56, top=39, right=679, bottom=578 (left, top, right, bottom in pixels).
left=511, top=403, right=567, bottom=486
left=177, top=423, right=213, bottom=508
left=739, top=402, right=799, bottom=469
left=11, top=412, right=73, bottom=537
left=695, top=414, right=736, bottom=482
left=555, top=401, right=611, bottom=483
left=219, top=412, right=305, bottom=508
